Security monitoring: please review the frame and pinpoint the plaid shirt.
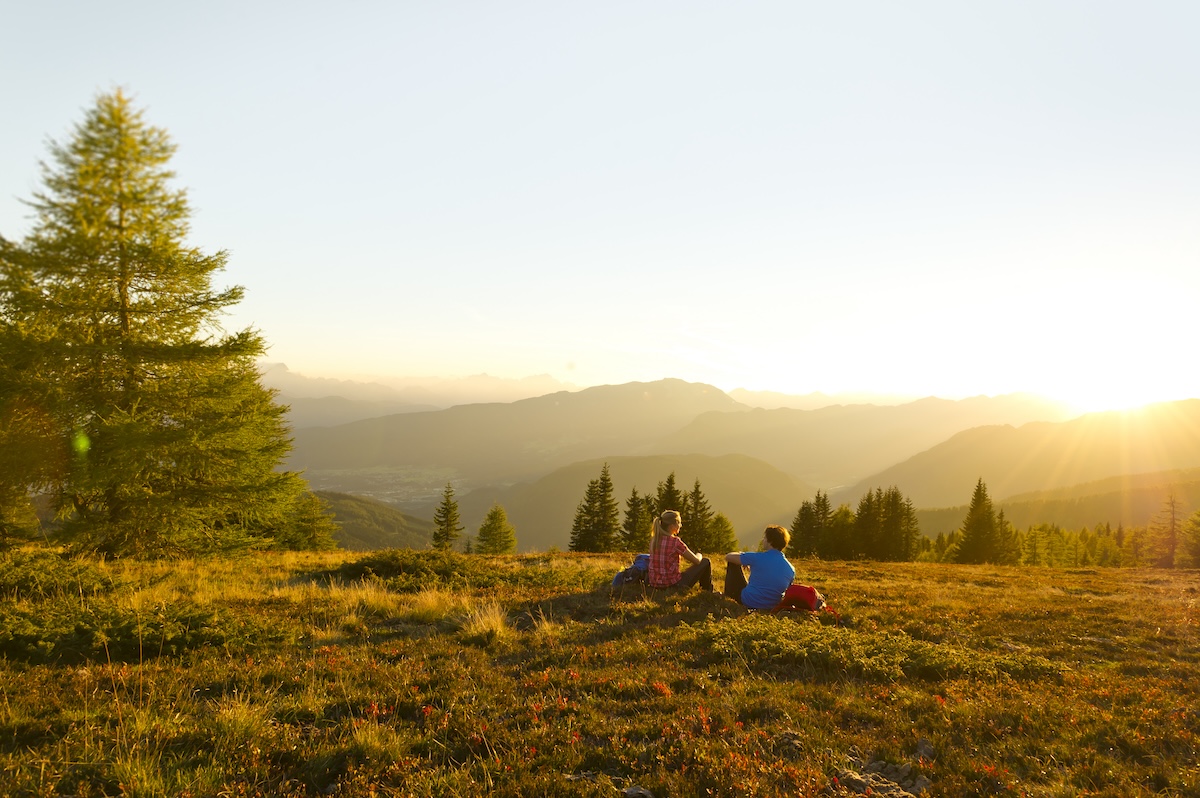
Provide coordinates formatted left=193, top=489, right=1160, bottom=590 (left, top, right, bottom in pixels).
left=648, top=534, right=691, bottom=588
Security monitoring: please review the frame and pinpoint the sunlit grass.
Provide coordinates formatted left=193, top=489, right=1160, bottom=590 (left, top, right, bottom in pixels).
left=2, top=550, right=1198, bottom=796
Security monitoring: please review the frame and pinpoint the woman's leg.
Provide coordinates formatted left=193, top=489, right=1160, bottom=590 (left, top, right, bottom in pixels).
left=677, top=557, right=714, bottom=591
left=724, top=562, right=747, bottom=603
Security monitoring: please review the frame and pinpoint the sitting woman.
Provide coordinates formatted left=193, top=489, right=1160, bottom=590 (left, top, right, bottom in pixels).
left=647, top=510, right=714, bottom=593
left=724, top=524, right=796, bottom=609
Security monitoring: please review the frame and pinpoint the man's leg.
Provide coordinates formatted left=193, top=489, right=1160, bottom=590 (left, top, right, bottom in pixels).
left=724, top=563, right=747, bottom=603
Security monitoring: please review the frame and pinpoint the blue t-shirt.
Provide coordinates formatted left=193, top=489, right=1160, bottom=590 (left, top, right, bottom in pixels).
left=738, top=548, right=796, bottom=609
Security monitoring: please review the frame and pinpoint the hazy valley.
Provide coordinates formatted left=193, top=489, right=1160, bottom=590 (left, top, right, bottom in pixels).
left=275, top=368, right=1200, bottom=551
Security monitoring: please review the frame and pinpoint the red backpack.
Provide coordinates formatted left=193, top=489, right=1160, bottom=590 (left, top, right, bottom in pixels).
left=771, top=584, right=841, bottom=625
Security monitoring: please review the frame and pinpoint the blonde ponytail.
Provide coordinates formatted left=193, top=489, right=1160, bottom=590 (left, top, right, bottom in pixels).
left=651, top=510, right=681, bottom=553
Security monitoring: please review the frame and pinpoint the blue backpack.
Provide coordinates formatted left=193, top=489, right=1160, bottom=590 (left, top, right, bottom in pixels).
left=611, top=553, right=650, bottom=588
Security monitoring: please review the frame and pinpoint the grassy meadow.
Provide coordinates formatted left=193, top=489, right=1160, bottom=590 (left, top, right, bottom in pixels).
left=1, top=548, right=1198, bottom=797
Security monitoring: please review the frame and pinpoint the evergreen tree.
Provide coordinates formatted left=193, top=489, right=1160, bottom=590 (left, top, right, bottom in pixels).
left=708, top=512, right=739, bottom=553
left=569, top=463, right=620, bottom=552
left=994, top=509, right=1020, bottom=565
left=788, top=499, right=818, bottom=558
left=621, top=487, right=652, bottom=551
left=826, top=504, right=856, bottom=560
left=954, top=479, right=1000, bottom=564
left=0, top=91, right=329, bottom=555
left=1022, top=524, right=1044, bottom=566
left=432, top=483, right=463, bottom=550
left=852, top=488, right=882, bottom=559
left=682, top=479, right=714, bottom=553
left=1181, top=509, right=1200, bottom=568
left=476, top=503, right=517, bottom=554
left=789, top=490, right=834, bottom=558
left=654, top=472, right=684, bottom=515
left=1148, top=493, right=1184, bottom=568
left=811, top=491, right=834, bottom=557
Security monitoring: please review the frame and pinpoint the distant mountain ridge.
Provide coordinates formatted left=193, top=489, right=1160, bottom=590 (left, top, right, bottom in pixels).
left=286, top=376, right=1200, bottom=549
left=846, top=400, right=1200, bottom=508
left=652, top=394, right=1076, bottom=488
left=260, top=363, right=579, bottom=427
left=289, top=379, right=746, bottom=484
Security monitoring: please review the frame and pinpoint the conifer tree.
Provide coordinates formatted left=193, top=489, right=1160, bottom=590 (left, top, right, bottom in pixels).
left=654, top=472, right=684, bottom=515
left=0, top=91, right=331, bottom=555
left=1182, top=509, right=1200, bottom=568
left=876, top=486, right=921, bottom=561
left=432, top=483, right=463, bottom=550
left=1148, top=493, right=1184, bottom=568
left=954, top=478, right=999, bottom=564
left=475, top=503, right=517, bottom=554
left=569, top=463, right=620, bottom=552
left=708, top=512, right=739, bottom=553
left=994, top=508, right=1021, bottom=565
left=681, top=479, right=714, bottom=552
left=621, top=487, right=652, bottom=551
left=788, top=499, right=818, bottom=558
left=826, top=504, right=856, bottom=560
left=853, top=489, right=882, bottom=559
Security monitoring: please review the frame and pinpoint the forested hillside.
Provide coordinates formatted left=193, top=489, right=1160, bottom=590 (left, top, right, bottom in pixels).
left=316, top=491, right=433, bottom=551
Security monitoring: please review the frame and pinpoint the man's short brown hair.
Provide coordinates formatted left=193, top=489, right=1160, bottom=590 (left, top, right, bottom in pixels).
left=764, top=524, right=790, bottom=551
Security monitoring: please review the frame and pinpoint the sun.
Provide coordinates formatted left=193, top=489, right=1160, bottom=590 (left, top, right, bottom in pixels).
left=1058, top=385, right=1192, bottom=415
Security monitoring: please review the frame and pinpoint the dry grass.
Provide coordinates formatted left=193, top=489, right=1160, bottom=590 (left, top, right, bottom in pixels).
left=2, top=550, right=1199, bottom=796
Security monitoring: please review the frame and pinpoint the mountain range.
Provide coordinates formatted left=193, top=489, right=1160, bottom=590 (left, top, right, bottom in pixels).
left=841, top=400, right=1200, bottom=508
left=274, top=378, right=1200, bottom=551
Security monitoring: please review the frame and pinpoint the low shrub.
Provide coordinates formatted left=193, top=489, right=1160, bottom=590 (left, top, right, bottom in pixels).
left=0, top=596, right=289, bottom=664
left=0, top=549, right=118, bottom=599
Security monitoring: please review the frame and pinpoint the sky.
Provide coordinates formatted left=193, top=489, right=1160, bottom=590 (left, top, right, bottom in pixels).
left=3, top=1, right=1198, bottom=412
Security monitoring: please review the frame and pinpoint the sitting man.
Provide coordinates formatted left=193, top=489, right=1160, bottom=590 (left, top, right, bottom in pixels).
left=724, top=524, right=795, bottom=609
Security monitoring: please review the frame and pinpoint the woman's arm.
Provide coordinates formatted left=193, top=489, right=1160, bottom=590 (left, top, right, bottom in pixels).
left=680, top=540, right=702, bottom=565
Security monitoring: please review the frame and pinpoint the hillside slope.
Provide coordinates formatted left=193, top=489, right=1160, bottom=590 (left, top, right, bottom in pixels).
left=844, top=400, right=1200, bottom=508
left=916, top=467, right=1200, bottom=537
left=289, top=379, right=746, bottom=483
left=652, top=393, right=1075, bottom=487
left=317, top=491, right=434, bottom=551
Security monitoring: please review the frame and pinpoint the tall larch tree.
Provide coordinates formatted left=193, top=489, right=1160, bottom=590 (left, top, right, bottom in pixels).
left=475, top=503, right=517, bottom=554
left=1149, top=493, right=1185, bottom=568
left=0, top=90, right=332, bottom=555
left=432, top=483, right=463, bottom=550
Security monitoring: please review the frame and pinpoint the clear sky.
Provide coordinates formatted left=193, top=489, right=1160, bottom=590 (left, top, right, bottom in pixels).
left=3, top=1, right=1198, bottom=412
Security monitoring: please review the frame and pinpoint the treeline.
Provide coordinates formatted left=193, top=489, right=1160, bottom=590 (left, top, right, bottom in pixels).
left=791, top=478, right=1200, bottom=569
left=787, top=487, right=925, bottom=561
left=569, top=465, right=739, bottom=555
left=925, top=482, right=1200, bottom=568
